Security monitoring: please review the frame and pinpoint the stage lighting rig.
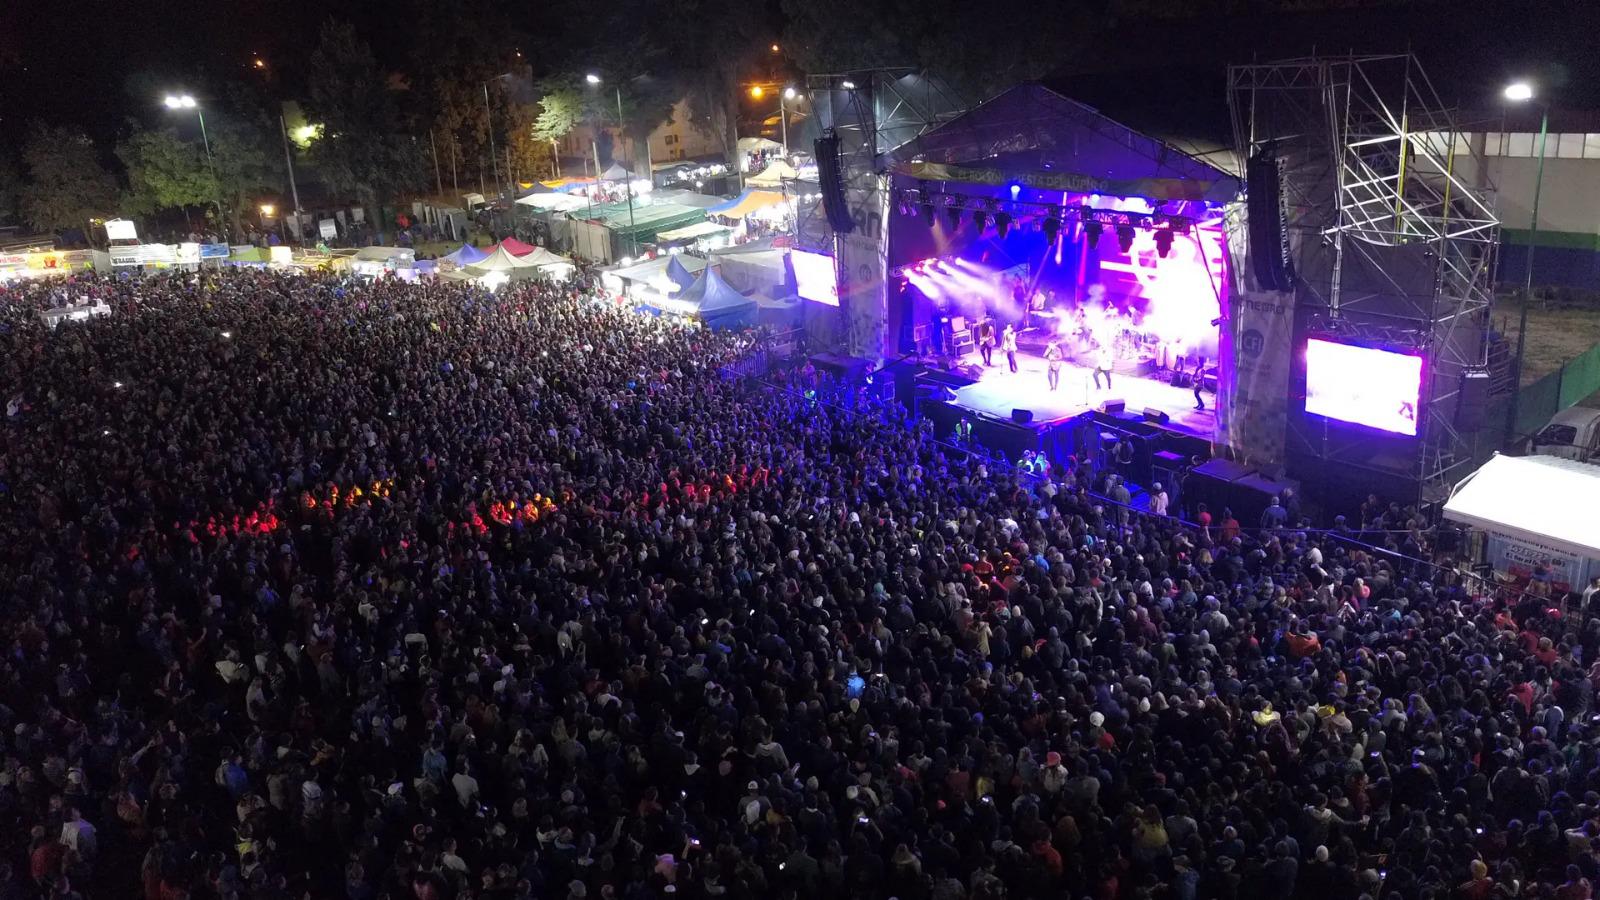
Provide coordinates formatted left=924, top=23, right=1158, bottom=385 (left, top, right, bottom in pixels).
left=1154, top=228, right=1174, bottom=258
left=1042, top=214, right=1061, bottom=244
left=994, top=212, right=1012, bottom=238
left=971, top=211, right=987, bottom=234
left=1085, top=221, right=1103, bottom=248
left=1116, top=225, right=1136, bottom=252
left=945, top=206, right=961, bottom=230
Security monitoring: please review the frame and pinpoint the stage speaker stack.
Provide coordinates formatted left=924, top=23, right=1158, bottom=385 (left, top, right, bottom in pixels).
left=1011, top=408, right=1034, bottom=425
left=815, top=133, right=854, bottom=234
left=1457, top=368, right=1491, bottom=430
left=1143, top=407, right=1171, bottom=425
left=1101, top=399, right=1126, bottom=414
left=1246, top=148, right=1295, bottom=292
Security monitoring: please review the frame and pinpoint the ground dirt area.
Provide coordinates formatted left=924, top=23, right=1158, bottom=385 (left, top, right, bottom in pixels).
left=1497, top=296, right=1600, bottom=407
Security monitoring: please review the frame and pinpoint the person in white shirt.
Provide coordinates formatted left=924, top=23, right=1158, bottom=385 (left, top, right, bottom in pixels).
left=1150, top=483, right=1169, bottom=517
left=1094, top=342, right=1114, bottom=389
left=451, top=765, right=480, bottom=809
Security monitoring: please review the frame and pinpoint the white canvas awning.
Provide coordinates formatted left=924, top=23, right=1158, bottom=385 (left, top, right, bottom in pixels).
left=1444, top=454, right=1600, bottom=559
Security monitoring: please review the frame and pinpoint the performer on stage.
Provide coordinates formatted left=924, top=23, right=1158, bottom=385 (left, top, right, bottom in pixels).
left=1045, top=339, right=1063, bottom=391
left=1002, top=324, right=1019, bottom=373
left=977, top=318, right=995, bottom=366
left=1192, top=355, right=1206, bottom=410
left=1093, top=341, right=1114, bottom=390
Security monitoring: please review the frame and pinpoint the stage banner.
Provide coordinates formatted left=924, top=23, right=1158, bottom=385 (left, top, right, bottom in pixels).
left=837, top=172, right=889, bottom=361
left=1218, top=202, right=1294, bottom=472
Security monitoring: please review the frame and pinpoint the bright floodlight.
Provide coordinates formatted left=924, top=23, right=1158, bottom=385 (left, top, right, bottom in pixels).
left=750, top=85, right=764, bottom=99
left=1504, top=82, right=1534, bottom=102
left=841, top=80, right=857, bottom=90
left=784, top=87, right=797, bottom=100
left=586, top=73, right=602, bottom=84
left=164, top=94, right=198, bottom=109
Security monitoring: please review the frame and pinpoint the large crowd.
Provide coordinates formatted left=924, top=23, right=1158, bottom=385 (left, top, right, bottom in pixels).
left=0, top=268, right=1595, bottom=900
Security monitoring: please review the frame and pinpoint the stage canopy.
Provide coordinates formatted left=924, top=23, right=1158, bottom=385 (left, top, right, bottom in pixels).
left=747, top=161, right=797, bottom=187
left=441, top=243, right=489, bottom=267
left=649, top=267, right=756, bottom=329
left=709, top=189, right=787, bottom=219
left=885, top=82, right=1240, bottom=203
left=1444, top=454, right=1600, bottom=560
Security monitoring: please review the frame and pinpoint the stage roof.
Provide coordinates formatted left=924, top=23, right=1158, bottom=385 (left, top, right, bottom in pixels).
left=885, top=82, right=1241, bottom=203
left=1444, top=454, right=1600, bottom=559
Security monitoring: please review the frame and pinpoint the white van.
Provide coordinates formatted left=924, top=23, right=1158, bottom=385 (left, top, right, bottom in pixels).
left=1532, top=407, right=1600, bottom=462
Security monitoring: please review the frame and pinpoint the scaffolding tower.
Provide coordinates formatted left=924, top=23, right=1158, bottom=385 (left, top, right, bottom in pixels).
left=1229, top=53, right=1500, bottom=503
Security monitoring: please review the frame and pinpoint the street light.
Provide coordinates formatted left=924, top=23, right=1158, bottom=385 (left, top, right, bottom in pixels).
left=163, top=94, right=223, bottom=228
left=1503, top=79, right=1549, bottom=446
left=586, top=72, right=640, bottom=260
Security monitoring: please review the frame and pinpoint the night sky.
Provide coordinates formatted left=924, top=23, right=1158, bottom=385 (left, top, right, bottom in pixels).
left=3, top=0, right=1599, bottom=159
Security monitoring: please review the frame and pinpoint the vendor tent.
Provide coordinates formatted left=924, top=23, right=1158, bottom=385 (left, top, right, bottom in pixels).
left=653, top=267, right=756, bottom=329
left=570, top=201, right=708, bottom=263
left=494, top=237, right=538, bottom=256
left=656, top=221, right=735, bottom=246
left=665, top=256, right=698, bottom=292
left=440, top=243, right=489, bottom=269
left=228, top=246, right=269, bottom=265
left=515, top=192, right=590, bottom=212
left=1444, top=454, right=1600, bottom=561
left=738, top=137, right=783, bottom=154
left=747, top=160, right=798, bottom=187
left=461, top=246, right=552, bottom=281
left=709, top=242, right=790, bottom=294
left=601, top=164, right=630, bottom=181
left=708, top=189, right=788, bottom=220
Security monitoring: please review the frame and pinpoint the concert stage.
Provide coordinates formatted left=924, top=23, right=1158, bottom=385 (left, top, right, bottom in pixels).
left=946, top=349, right=1216, bottom=438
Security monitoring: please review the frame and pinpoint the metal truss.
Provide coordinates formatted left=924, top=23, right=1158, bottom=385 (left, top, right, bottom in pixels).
left=795, top=71, right=970, bottom=254
left=1230, top=53, right=1501, bottom=502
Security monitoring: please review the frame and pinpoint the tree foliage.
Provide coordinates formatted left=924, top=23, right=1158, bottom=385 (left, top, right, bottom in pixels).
left=0, top=153, right=20, bottom=226
left=19, top=123, right=116, bottom=233
left=304, top=20, right=424, bottom=220
left=117, top=126, right=213, bottom=217
left=531, top=87, right=582, bottom=145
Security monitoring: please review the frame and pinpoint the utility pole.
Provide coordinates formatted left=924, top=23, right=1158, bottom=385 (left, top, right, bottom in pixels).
left=278, top=115, right=303, bottom=242
left=429, top=130, right=444, bottom=197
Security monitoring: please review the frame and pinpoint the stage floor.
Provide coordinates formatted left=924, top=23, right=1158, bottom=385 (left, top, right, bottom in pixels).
left=947, top=350, right=1218, bottom=437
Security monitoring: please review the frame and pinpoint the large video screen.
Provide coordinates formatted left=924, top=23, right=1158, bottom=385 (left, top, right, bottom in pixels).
left=1305, top=338, right=1423, bottom=436
left=791, top=249, right=839, bottom=306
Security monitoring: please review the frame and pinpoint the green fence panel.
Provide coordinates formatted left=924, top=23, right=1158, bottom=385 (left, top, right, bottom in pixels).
left=1558, top=342, right=1600, bottom=409
left=1515, top=370, right=1563, bottom=438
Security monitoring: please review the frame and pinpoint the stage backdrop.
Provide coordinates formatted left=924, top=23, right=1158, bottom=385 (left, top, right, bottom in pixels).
left=1219, top=202, right=1294, bottom=473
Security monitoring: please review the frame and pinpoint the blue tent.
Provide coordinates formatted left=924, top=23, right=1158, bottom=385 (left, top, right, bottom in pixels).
left=674, top=267, right=757, bottom=330
left=665, top=255, right=697, bottom=292
left=441, top=243, right=489, bottom=268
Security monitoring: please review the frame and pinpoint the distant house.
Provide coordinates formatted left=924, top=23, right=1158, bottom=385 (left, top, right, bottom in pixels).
left=557, top=98, right=725, bottom=174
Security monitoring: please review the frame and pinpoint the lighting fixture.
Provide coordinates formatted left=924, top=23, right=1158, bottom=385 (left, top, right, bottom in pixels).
left=1116, top=224, right=1136, bottom=253
left=1154, top=228, right=1174, bottom=258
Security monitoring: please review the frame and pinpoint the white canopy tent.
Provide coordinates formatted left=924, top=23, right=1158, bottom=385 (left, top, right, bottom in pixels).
left=515, top=192, right=591, bottom=212
left=1444, top=453, right=1600, bottom=589
left=458, top=245, right=573, bottom=286
left=747, top=160, right=798, bottom=187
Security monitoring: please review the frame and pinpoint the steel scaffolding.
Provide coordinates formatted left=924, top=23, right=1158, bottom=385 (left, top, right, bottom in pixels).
left=1229, top=53, right=1500, bottom=502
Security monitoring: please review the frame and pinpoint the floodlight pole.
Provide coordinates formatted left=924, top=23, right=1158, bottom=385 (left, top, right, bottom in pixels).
left=280, top=115, right=304, bottom=242
left=1507, top=103, right=1548, bottom=447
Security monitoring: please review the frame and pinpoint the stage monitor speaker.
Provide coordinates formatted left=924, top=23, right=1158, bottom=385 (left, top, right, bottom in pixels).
left=1101, top=399, right=1126, bottom=414
left=814, top=133, right=854, bottom=233
left=1457, top=368, right=1491, bottom=431
left=1246, top=148, right=1295, bottom=292
left=1143, top=407, right=1171, bottom=425
left=1011, top=408, right=1034, bottom=425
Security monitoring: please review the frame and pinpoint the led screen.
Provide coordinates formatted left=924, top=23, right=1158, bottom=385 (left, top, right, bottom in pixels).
left=1305, top=338, right=1423, bottom=436
left=791, top=249, right=839, bottom=306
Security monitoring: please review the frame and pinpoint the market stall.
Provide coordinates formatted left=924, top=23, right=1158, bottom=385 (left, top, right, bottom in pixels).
left=438, top=243, right=490, bottom=273
left=746, top=160, right=798, bottom=188
left=655, top=221, right=736, bottom=254
left=643, top=267, right=756, bottom=330
left=569, top=201, right=708, bottom=264
left=1444, top=453, right=1600, bottom=594
left=708, top=241, right=791, bottom=295
left=601, top=254, right=708, bottom=301
left=454, top=245, right=572, bottom=289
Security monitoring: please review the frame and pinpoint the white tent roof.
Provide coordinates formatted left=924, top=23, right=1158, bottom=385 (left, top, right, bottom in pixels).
left=355, top=246, right=415, bottom=263
left=1444, top=453, right=1600, bottom=558
left=464, top=246, right=546, bottom=273
left=738, top=136, right=783, bottom=153
left=601, top=163, right=630, bottom=181
left=747, top=160, right=797, bottom=187
left=516, top=192, right=590, bottom=212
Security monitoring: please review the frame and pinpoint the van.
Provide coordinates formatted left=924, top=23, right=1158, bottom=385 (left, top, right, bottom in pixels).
left=1532, top=407, right=1600, bottom=462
